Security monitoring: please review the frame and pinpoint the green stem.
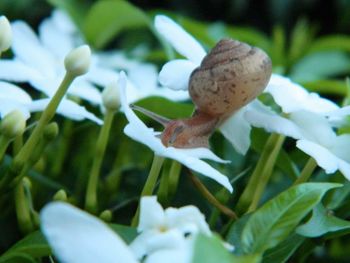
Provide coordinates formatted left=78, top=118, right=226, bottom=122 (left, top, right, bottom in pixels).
left=168, top=161, right=182, bottom=200
left=247, top=134, right=286, bottom=212
left=294, top=158, right=317, bottom=185
left=13, top=135, right=23, bottom=155
left=236, top=134, right=285, bottom=214
left=14, top=179, right=34, bottom=234
left=0, top=73, right=75, bottom=190
left=188, top=170, right=238, bottom=220
left=0, top=136, right=10, bottom=162
left=85, top=110, right=115, bottom=213
left=131, top=155, right=164, bottom=227
left=157, top=165, right=170, bottom=204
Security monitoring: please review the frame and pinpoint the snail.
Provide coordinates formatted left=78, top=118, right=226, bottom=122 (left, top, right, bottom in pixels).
left=131, top=38, right=272, bottom=148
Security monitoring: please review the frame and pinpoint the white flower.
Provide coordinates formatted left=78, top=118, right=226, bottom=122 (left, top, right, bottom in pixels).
left=64, top=45, right=91, bottom=77
left=154, top=15, right=267, bottom=155
left=130, top=196, right=210, bottom=260
left=245, top=75, right=350, bottom=179
left=119, top=71, right=233, bottom=192
left=0, top=81, right=102, bottom=124
left=40, top=197, right=212, bottom=263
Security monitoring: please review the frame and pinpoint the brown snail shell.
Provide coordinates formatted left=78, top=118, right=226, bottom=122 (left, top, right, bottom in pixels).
left=189, top=38, right=272, bottom=121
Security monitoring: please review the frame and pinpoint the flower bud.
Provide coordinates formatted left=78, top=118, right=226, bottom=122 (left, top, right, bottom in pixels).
left=99, top=210, right=112, bottom=222
left=0, top=110, right=26, bottom=138
left=0, top=16, right=12, bottom=52
left=43, top=122, right=59, bottom=141
left=64, top=45, right=91, bottom=76
left=102, top=80, right=120, bottom=111
left=53, top=189, right=68, bottom=202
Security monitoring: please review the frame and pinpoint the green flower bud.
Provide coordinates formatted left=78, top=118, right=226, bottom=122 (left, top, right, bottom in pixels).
left=0, top=16, right=12, bottom=52
left=0, top=110, right=26, bottom=139
left=43, top=122, right=59, bottom=141
left=102, top=80, right=120, bottom=112
left=64, top=45, right=91, bottom=77
left=99, top=209, right=112, bottom=222
left=53, top=189, right=68, bottom=202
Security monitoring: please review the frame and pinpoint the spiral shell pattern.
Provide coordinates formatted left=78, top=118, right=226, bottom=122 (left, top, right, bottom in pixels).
left=189, top=38, right=272, bottom=119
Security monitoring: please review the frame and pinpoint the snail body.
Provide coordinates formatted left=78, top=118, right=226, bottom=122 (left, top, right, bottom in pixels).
left=133, top=38, right=272, bottom=148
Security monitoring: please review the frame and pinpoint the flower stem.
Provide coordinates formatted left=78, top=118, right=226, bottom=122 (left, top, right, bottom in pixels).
left=14, top=179, right=34, bottom=234
left=0, top=73, right=75, bottom=190
left=188, top=169, right=238, bottom=220
left=236, top=134, right=285, bottom=214
left=0, top=135, right=10, bottom=162
left=85, top=110, right=115, bottom=213
left=131, top=155, right=164, bottom=227
left=293, top=158, right=317, bottom=185
left=168, top=161, right=182, bottom=200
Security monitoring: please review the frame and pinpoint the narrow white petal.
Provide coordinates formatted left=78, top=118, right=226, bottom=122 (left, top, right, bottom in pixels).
left=219, top=108, right=251, bottom=155
left=244, top=100, right=302, bottom=139
left=0, top=81, right=32, bottom=103
left=290, top=111, right=336, bottom=148
left=11, top=21, right=56, bottom=77
left=266, top=74, right=339, bottom=113
left=0, top=99, right=30, bottom=120
left=0, top=60, right=42, bottom=82
left=158, top=60, right=197, bottom=91
left=138, top=196, right=165, bottom=232
left=154, top=15, right=206, bottom=64
left=119, top=72, right=232, bottom=192
left=331, top=134, right=350, bottom=162
left=50, top=10, right=77, bottom=34
left=296, top=139, right=339, bottom=174
left=69, top=80, right=102, bottom=105
left=40, top=202, right=137, bottom=263
left=28, top=98, right=103, bottom=124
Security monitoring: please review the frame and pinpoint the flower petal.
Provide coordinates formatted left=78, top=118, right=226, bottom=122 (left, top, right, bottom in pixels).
left=138, top=196, right=165, bottom=232
left=119, top=72, right=233, bottom=192
left=331, top=134, right=350, bottom=162
left=28, top=98, right=103, bottom=125
left=154, top=15, right=206, bottom=64
left=158, top=60, right=197, bottom=91
left=0, top=60, right=42, bottom=82
left=40, top=202, right=137, bottom=263
left=70, top=80, right=102, bottom=105
left=244, top=100, right=302, bottom=139
left=0, top=81, right=32, bottom=103
left=266, top=74, right=339, bottom=113
left=296, top=139, right=339, bottom=174
left=0, top=99, right=30, bottom=119
left=219, top=107, right=252, bottom=155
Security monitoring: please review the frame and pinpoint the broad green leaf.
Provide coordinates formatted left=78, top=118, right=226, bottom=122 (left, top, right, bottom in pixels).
left=110, top=224, right=137, bottom=244
left=0, top=253, right=36, bottom=263
left=192, top=234, right=261, bottom=263
left=83, top=0, right=150, bottom=48
left=302, top=79, right=347, bottom=96
left=309, top=35, right=350, bottom=53
left=48, top=0, right=88, bottom=28
left=241, top=183, right=341, bottom=254
left=226, top=214, right=252, bottom=255
left=0, top=231, right=50, bottom=261
left=262, top=234, right=305, bottom=263
left=290, top=51, right=350, bottom=82
left=271, top=25, right=286, bottom=68
left=296, top=204, right=350, bottom=238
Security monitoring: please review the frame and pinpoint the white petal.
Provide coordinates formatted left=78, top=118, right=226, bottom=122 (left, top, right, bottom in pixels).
left=85, top=62, right=119, bottom=87
left=325, top=106, right=350, bottom=127
left=28, top=98, right=103, bottom=125
left=296, top=139, right=339, bottom=174
left=50, top=10, right=77, bottom=34
left=40, top=202, right=137, bottom=263
left=0, top=60, right=42, bottom=82
left=331, top=134, right=350, bottom=162
left=0, top=99, right=30, bottom=119
left=39, top=16, right=75, bottom=59
left=138, top=196, right=165, bottom=232
left=290, top=111, right=336, bottom=148
left=0, top=81, right=32, bottom=103
left=11, top=21, right=56, bottom=77
left=119, top=72, right=233, bottom=192
left=158, top=60, right=197, bottom=91
left=244, top=100, right=302, bottom=139
left=69, top=80, right=102, bottom=105
left=154, top=15, right=206, bottom=64
left=128, top=64, right=158, bottom=94
left=266, top=74, right=339, bottom=114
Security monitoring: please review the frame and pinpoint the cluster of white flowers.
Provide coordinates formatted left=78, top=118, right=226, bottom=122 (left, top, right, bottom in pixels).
left=40, top=196, right=215, bottom=263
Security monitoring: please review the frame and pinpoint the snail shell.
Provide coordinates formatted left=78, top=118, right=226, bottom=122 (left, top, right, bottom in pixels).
left=189, top=38, right=272, bottom=120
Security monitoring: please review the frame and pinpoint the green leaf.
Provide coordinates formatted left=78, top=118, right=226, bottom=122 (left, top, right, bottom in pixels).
left=192, top=234, right=261, bottom=263
left=0, top=231, right=50, bottom=262
left=290, top=51, right=350, bottom=82
left=296, top=204, right=350, bottom=238
left=309, top=35, right=350, bottom=53
left=262, top=234, right=305, bottom=263
left=302, top=79, right=348, bottom=96
left=241, top=182, right=341, bottom=254
left=110, top=224, right=137, bottom=244
left=226, top=214, right=251, bottom=255
left=83, top=0, right=150, bottom=48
